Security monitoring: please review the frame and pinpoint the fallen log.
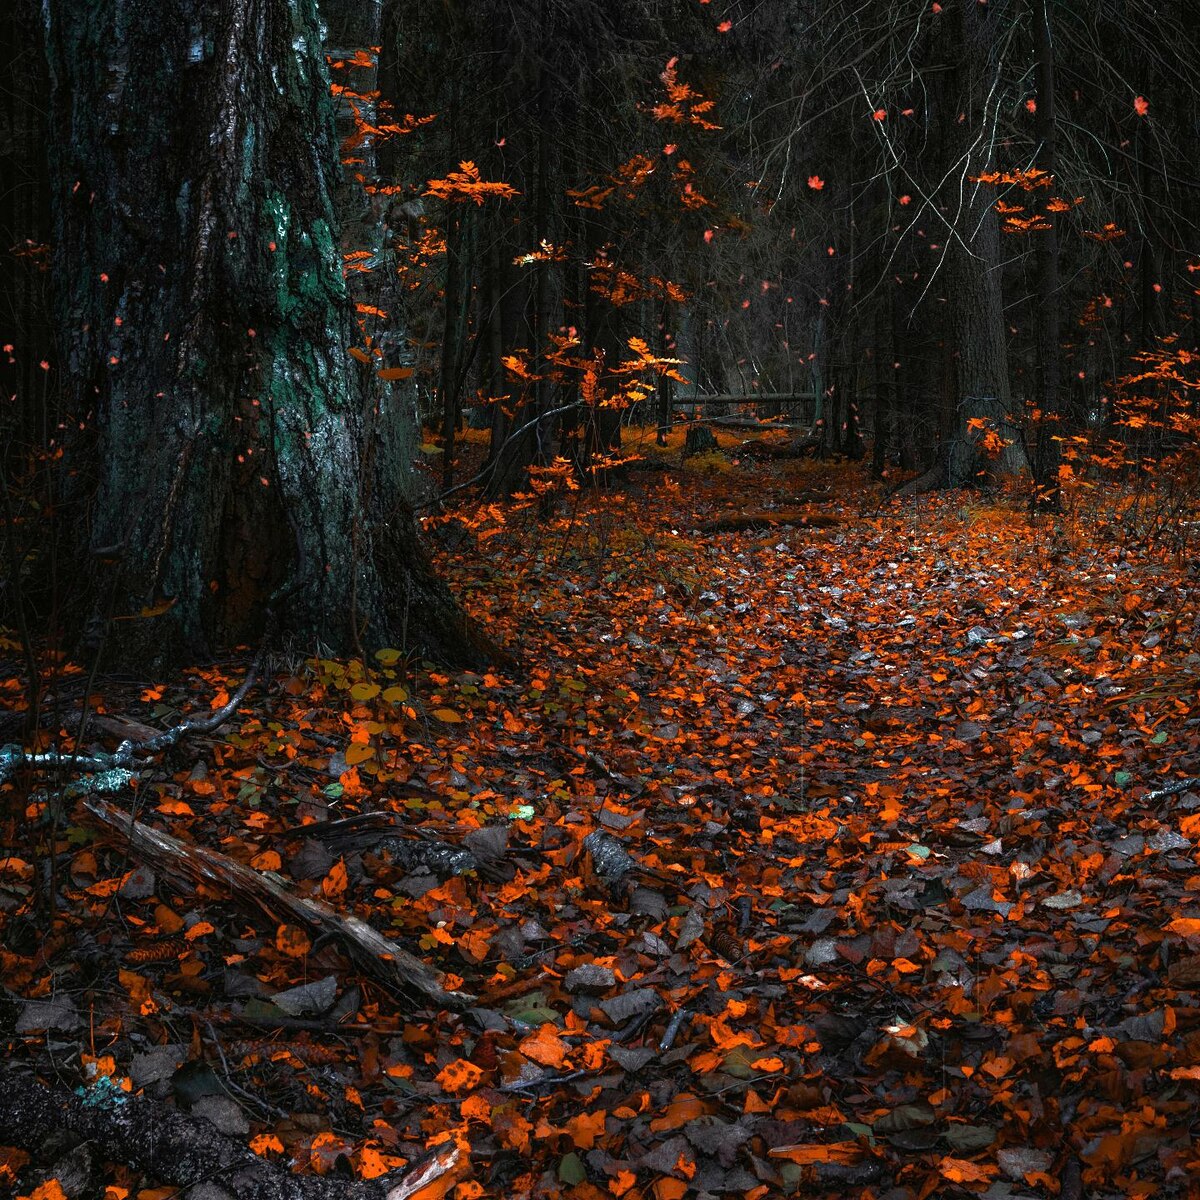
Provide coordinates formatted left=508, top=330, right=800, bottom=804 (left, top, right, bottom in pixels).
left=0, top=1071, right=461, bottom=1200
left=85, top=798, right=471, bottom=1011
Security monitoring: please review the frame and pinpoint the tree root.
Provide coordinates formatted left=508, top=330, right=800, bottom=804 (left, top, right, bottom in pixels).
left=0, top=1071, right=461, bottom=1200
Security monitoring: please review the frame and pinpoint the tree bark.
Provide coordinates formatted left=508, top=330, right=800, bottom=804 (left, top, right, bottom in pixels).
left=0, top=1071, right=459, bottom=1200
left=1030, top=0, right=1063, bottom=504
left=41, top=0, right=485, bottom=667
left=942, top=0, right=1028, bottom=487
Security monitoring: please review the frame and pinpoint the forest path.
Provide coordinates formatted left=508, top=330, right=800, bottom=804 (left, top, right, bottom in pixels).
left=6, top=458, right=1200, bottom=1198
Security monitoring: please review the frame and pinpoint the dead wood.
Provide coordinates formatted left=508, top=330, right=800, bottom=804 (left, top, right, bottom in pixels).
left=705, top=417, right=810, bottom=431
left=734, top=430, right=822, bottom=459
left=0, top=1071, right=460, bottom=1200
left=1144, top=777, right=1200, bottom=802
left=298, top=813, right=478, bottom=877
left=697, top=509, right=842, bottom=534
left=84, top=798, right=472, bottom=1011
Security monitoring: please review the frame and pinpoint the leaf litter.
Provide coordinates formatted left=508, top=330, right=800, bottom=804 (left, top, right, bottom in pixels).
left=5, top=456, right=1200, bottom=1198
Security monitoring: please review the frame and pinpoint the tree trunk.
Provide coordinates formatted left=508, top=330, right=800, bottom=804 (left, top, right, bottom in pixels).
left=41, top=0, right=485, bottom=667
left=1030, top=0, right=1062, bottom=504
left=943, top=0, right=1028, bottom=488
left=0, top=0, right=53, bottom=450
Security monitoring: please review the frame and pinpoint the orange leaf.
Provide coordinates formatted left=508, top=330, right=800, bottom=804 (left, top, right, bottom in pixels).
left=650, top=1094, right=708, bottom=1131
left=322, top=859, right=348, bottom=900
left=519, top=1023, right=569, bottom=1068
left=1166, top=918, right=1200, bottom=937
left=276, top=923, right=312, bottom=959
left=249, top=1133, right=284, bottom=1156
left=939, top=1157, right=995, bottom=1184
left=566, top=1110, right=607, bottom=1149
left=769, top=1142, right=862, bottom=1165
left=610, top=1171, right=637, bottom=1197
left=750, top=1056, right=784, bottom=1072
left=461, top=1093, right=492, bottom=1121
left=378, top=367, right=414, bottom=380
left=653, top=1180, right=687, bottom=1200
left=155, top=903, right=184, bottom=934
left=436, top=1058, right=483, bottom=1094
left=29, top=1183, right=68, bottom=1200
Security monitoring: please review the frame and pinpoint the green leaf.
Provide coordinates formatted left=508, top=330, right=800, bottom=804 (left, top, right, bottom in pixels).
left=1152, top=730, right=1169, bottom=745
left=558, top=1153, right=587, bottom=1186
left=1114, top=770, right=1133, bottom=788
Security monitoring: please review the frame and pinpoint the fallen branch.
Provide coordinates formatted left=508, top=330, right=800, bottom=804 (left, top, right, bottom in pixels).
left=298, top=813, right=478, bottom=877
left=0, top=665, right=258, bottom=787
left=85, top=798, right=472, bottom=1011
left=735, top=432, right=822, bottom=459
left=1144, top=777, right=1200, bottom=802
left=697, top=509, right=842, bottom=534
left=0, top=1071, right=461, bottom=1200
left=705, top=416, right=811, bottom=431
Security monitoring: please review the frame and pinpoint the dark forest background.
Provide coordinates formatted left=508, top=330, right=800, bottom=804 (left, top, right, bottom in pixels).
left=2, top=0, right=1198, bottom=661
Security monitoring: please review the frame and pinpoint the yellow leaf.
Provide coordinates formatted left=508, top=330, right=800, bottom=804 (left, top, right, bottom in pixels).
left=382, top=685, right=409, bottom=703
left=432, top=707, right=463, bottom=723
left=344, top=741, right=376, bottom=765
left=375, top=648, right=403, bottom=665
left=350, top=681, right=380, bottom=701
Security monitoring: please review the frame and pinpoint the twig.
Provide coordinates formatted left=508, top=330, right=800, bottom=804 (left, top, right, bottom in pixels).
left=1144, top=777, right=1200, bottom=802
left=0, top=665, right=258, bottom=788
left=658, top=1008, right=691, bottom=1052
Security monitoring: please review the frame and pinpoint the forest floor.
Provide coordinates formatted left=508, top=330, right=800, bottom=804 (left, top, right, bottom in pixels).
left=5, top=443, right=1200, bottom=1200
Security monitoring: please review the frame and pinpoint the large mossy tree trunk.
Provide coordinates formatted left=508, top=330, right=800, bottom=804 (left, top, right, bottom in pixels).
left=41, top=0, right=484, bottom=667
